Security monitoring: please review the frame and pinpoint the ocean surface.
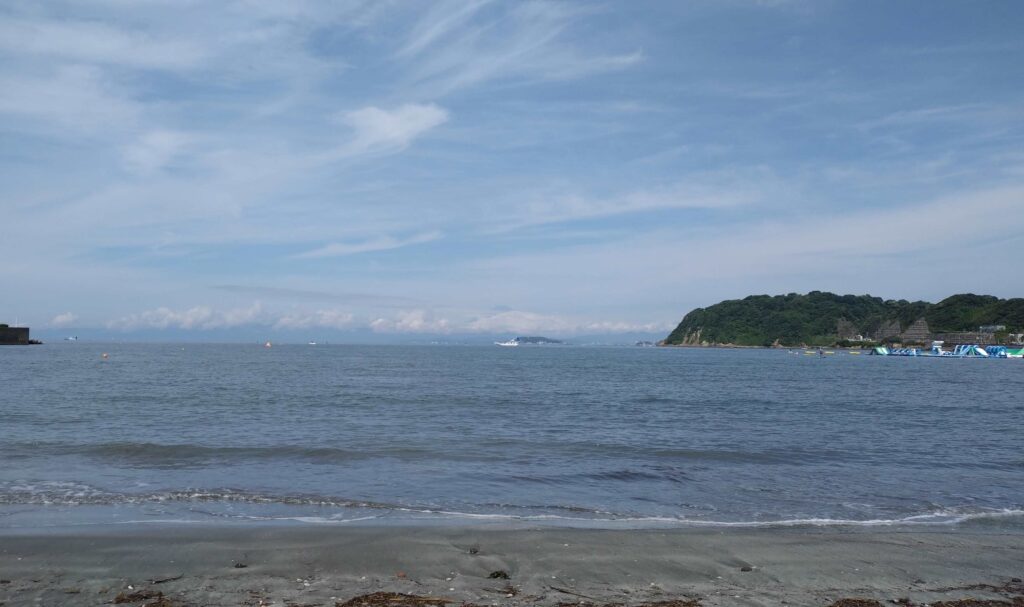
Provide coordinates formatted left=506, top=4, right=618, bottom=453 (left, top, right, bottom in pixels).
left=2, top=343, right=1023, bottom=530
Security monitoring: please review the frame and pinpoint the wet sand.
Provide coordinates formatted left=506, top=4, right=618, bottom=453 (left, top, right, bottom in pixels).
left=1, top=525, right=1022, bottom=606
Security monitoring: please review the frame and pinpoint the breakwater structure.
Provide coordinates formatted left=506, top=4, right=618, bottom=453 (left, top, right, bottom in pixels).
left=0, top=324, right=36, bottom=345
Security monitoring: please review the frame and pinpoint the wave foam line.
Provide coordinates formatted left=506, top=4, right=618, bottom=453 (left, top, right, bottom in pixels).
left=374, top=507, right=1024, bottom=527
left=3, top=482, right=1022, bottom=528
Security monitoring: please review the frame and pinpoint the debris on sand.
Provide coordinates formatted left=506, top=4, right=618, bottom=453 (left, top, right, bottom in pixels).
left=335, top=592, right=451, bottom=607
left=557, top=597, right=700, bottom=601
left=487, top=571, right=510, bottom=580
left=114, top=589, right=163, bottom=603
left=828, top=599, right=1024, bottom=607
left=931, top=600, right=1024, bottom=607
left=481, top=583, right=518, bottom=597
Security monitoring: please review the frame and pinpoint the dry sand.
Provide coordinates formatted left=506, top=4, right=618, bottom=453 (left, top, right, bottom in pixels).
left=1, top=525, right=1022, bottom=606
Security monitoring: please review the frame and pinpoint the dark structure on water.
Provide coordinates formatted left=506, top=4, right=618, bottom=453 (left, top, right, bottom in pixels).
left=0, top=324, right=31, bottom=345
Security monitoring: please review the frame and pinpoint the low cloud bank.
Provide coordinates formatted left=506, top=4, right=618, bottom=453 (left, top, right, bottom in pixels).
left=105, top=303, right=668, bottom=336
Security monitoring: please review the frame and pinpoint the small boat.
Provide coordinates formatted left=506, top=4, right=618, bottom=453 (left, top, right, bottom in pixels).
left=308, top=341, right=317, bottom=346
left=264, top=341, right=272, bottom=348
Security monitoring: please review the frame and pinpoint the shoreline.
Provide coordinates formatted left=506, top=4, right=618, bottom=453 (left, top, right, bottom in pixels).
left=1, top=525, right=1022, bottom=606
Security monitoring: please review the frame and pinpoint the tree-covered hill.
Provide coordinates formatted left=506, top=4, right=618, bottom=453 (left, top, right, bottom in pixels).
left=663, top=292, right=1024, bottom=347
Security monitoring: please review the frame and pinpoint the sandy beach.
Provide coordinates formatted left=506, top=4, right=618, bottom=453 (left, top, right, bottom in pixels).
left=1, top=525, right=1022, bottom=607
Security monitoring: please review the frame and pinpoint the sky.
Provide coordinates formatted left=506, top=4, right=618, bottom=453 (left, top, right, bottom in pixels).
left=2, top=1, right=1023, bottom=340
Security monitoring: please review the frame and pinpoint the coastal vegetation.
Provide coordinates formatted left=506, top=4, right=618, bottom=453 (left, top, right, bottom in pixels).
left=664, top=292, right=1024, bottom=347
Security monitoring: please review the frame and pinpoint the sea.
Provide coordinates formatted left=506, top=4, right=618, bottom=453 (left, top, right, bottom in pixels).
left=2, top=343, right=1023, bottom=530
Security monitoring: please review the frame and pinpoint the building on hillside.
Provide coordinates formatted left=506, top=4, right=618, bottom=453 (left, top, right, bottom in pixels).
left=931, top=332, right=996, bottom=346
left=0, top=324, right=30, bottom=345
left=900, top=318, right=931, bottom=343
left=979, top=324, right=1006, bottom=333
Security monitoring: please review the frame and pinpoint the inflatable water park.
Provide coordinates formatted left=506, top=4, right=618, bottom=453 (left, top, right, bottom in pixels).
left=871, top=341, right=1024, bottom=358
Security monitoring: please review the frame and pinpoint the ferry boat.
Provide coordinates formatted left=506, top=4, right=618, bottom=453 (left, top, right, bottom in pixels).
left=494, top=338, right=519, bottom=347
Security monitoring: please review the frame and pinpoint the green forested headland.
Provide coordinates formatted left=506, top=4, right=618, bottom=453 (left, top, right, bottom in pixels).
left=663, top=292, right=1024, bottom=347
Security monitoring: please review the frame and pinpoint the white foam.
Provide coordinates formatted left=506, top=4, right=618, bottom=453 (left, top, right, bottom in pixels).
left=354, top=506, right=1024, bottom=528
left=3, top=480, right=1022, bottom=529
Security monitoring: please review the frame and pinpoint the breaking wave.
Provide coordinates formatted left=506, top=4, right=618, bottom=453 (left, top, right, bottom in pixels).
left=1, top=481, right=1021, bottom=529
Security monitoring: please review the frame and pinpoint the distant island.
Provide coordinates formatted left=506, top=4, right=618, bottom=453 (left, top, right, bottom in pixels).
left=513, top=336, right=563, bottom=345
left=663, top=292, right=1024, bottom=348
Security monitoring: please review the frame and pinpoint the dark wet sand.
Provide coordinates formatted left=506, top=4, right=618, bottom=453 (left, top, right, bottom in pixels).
left=1, top=525, right=1022, bottom=606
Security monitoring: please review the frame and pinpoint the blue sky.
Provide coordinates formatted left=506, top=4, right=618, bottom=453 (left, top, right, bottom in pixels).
left=2, top=1, right=1023, bottom=338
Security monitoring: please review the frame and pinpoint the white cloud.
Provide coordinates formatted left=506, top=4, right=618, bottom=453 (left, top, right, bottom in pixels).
left=100, top=304, right=662, bottom=336
left=483, top=168, right=779, bottom=231
left=370, top=310, right=452, bottom=333
left=294, top=231, right=442, bottom=259
left=110, top=302, right=264, bottom=330
left=0, top=17, right=205, bottom=70
left=399, top=2, right=642, bottom=96
left=464, top=185, right=1024, bottom=309
left=122, top=130, right=197, bottom=173
left=340, top=104, right=449, bottom=153
left=273, top=309, right=356, bottom=330
left=398, top=0, right=492, bottom=57
left=0, top=65, right=140, bottom=132
left=5, top=1, right=1020, bottom=335
left=50, top=312, right=78, bottom=327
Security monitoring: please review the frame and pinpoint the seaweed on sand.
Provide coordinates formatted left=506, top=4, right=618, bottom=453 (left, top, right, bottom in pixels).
left=335, top=592, right=451, bottom=607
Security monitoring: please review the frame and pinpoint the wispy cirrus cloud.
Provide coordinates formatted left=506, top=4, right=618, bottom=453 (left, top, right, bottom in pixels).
left=211, top=285, right=420, bottom=307
left=462, top=184, right=1024, bottom=313
left=483, top=168, right=780, bottom=232
left=0, top=65, right=140, bottom=133
left=0, top=16, right=206, bottom=70
left=397, top=1, right=642, bottom=96
left=294, top=231, right=443, bottom=259
left=4, top=2, right=1023, bottom=335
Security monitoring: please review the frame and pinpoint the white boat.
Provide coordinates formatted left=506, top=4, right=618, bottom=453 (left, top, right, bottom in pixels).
left=494, top=338, right=519, bottom=347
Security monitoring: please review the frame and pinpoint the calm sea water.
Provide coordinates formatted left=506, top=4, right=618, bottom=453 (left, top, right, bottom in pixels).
left=2, top=343, right=1022, bottom=529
